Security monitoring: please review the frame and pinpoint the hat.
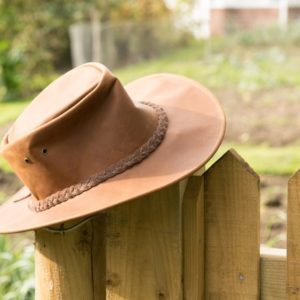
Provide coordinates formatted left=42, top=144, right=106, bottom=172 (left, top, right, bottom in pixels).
left=0, top=62, right=225, bottom=233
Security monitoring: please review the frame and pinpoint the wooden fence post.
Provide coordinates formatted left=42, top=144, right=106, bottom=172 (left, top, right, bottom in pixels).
left=105, top=182, right=184, bottom=299
left=287, top=170, right=300, bottom=299
left=204, top=150, right=260, bottom=299
left=35, top=175, right=205, bottom=299
left=35, top=215, right=106, bottom=300
left=34, top=149, right=266, bottom=299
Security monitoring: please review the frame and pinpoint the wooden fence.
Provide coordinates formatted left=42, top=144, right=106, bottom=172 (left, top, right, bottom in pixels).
left=69, top=18, right=186, bottom=69
left=35, top=149, right=299, bottom=299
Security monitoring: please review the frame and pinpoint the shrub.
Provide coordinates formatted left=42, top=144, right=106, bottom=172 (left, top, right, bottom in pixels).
left=0, top=40, right=23, bottom=101
left=0, top=236, right=34, bottom=299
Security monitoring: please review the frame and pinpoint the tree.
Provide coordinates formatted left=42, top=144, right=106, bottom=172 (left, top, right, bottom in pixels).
left=0, top=0, right=170, bottom=100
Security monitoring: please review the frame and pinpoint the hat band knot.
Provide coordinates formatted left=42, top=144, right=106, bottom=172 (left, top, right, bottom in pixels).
left=28, top=102, right=168, bottom=212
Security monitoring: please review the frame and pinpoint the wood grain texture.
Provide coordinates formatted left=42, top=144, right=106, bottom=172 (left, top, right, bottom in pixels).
left=288, top=170, right=300, bottom=299
left=260, top=247, right=286, bottom=299
left=105, top=182, right=183, bottom=300
left=182, top=175, right=205, bottom=300
left=35, top=214, right=106, bottom=300
left=35, top=181, right=188, bottom=299
left=204, top=150, right=260, bottom=299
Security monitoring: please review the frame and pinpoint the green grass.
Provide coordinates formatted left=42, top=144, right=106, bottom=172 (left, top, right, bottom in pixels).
left=0, top=100, right=30, bottom=173
left=0, top=100, right=29, bottom=126
left=210, top=143, right=300, bottom=176
left=116, top=37, right=300, bottom=93
left=0, top=157, right=11, bottom=173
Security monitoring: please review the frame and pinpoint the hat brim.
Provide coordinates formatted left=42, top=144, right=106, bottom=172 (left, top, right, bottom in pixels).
left=0, top=73, right=225, bottom=233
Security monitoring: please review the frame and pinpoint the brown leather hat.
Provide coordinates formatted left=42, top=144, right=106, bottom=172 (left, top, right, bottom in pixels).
left=0, top=62, right=225, bottom=233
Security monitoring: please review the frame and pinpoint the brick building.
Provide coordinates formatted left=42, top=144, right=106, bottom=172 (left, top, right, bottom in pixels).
left=205, top=0, right=300, bottom=36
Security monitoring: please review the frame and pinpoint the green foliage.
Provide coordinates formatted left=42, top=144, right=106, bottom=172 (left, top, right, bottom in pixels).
left=0, top=236, right=34, bottom=300
left=0, top=158, right=11, bottom=173
left=0, top=0, right=170, bottom=101
left=0, top=41, right=23, bottom=101
left=0, top=99, right=30, bottom=173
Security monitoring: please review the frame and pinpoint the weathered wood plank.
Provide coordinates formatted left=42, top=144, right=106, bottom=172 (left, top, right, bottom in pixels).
left=288, top=170, right=300, bottom=299
left=260, top=246, right=286, bottom=299
left=105, top=182, right=183, bottom=300
left=35, top=215, right=106, bottom=300
left=35, top=180, right=190, bottom=299
left=182, top=174, right=205, bottom=300
left=204, top=150, right=260, bottom=299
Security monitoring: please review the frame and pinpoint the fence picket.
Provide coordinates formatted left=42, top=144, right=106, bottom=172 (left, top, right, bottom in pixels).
left=182, top=174, right=205, bottom=300
left=287, top=170, right=300, bottom=299
left=204, top=150, right=260, bottom=299
left=33, top=148, right=297, bottom=299
left=105, top=182, right=183, bottom=300
left=35, top=215, right=106, bottom=300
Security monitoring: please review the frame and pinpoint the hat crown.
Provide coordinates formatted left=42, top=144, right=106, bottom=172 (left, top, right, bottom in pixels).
left=8, top=64, right=102, bottom=143
left=1, top=63, right=159, bottom=200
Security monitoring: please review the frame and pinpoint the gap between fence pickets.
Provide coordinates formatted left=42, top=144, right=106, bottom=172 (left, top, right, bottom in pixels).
left=179, top=167, right=205, bottom=201
left=260, top=246, right=287, bottom=299
left=260, top=246, right=286, bottom=258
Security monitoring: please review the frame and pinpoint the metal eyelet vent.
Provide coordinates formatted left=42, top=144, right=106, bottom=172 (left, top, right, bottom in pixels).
left=24, top=157, right=31, bottom=164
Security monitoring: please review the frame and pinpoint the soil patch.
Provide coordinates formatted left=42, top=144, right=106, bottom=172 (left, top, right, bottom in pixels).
left=260, top=175, right=288, bottom=248
left=0, top=171, right=22, bottom=203
left=217, top=88, right=300, bottom=146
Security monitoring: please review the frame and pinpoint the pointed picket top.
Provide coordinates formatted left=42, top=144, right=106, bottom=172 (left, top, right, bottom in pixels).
left=288, top=168, right=300, bottom=185
left=287, top=166, right=300, bottom=298
left=204, top=148, right=260, bottom=299
left=206, top=148, right=259, bottom=180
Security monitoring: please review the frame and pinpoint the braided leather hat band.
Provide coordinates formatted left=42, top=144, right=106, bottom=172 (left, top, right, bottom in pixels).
left=28, top=102, right=168, bottom=212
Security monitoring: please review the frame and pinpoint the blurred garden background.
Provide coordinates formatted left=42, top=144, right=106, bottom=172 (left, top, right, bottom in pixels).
left=1, top=0, right=300, bottom=298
